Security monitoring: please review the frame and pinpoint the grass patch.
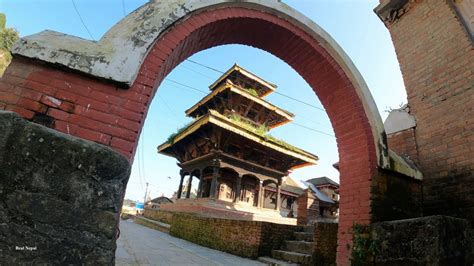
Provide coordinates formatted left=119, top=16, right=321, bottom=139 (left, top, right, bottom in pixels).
left=245, top=88, right=259, bottom=97
left=166, top=121, right=193, bottom=144
left=228, top=113, right=303, bottom=153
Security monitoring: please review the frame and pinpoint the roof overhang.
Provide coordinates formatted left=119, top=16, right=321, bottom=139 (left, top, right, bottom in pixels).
left=158, top=110, right=318, bottom=166
left=185, top=81, right=294, bottom=128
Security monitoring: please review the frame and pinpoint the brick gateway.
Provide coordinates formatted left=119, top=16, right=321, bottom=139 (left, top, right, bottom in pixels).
left=0, top=1, right=423, bottom=264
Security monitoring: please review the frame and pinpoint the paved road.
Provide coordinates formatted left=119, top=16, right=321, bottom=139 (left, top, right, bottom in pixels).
left=115, top=219, right=264, bottom=266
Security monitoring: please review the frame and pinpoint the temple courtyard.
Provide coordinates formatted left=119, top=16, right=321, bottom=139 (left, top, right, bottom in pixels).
left=116, top=219, right=264, bottom=266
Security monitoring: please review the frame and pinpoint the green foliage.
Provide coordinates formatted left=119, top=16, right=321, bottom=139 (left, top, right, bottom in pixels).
left=229, top=113, right=268, bottom=135
left=0, top=14, right=5, bottom=29
left=0, top=28, right=19, bottom=51
left=166, top=121, right=193, bottom=144
left=0, top=50, right=11, bottom=76
left=228, top=113, right=302, bottom=153
left=245, top=88, right=259, bottom=97
left=351, top=224, right=379, bottom=265
left=0, top=14, right=19, bottom=77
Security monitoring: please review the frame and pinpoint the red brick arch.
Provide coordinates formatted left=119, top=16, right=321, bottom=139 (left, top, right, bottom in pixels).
left=135, top=7, right=377, bottom=264
left=1, top=3, right=383, bottom=265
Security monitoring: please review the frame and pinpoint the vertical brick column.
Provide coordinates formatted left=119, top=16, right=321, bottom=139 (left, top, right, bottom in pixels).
left=376, top=0, right=474, bottom=222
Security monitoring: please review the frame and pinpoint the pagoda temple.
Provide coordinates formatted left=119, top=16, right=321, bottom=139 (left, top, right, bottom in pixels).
left=158, top=64, right=318, bottom=223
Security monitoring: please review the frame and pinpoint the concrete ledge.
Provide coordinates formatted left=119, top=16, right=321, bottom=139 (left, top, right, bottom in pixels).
left=134, top=216, right=171, bottom=233
left=388, top=149, right=422, bottom=180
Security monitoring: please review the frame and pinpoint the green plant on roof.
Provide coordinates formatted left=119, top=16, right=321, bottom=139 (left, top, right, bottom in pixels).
left=245, top=88, right=259, bottom=97
left=166, top=121, right=193, bottom=144
left=228, top=113, right=302, bottom=153
left=229, top=114, right=269, bottom=135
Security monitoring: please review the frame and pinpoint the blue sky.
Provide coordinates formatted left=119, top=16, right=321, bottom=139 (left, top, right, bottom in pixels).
left=1, top=0, right=406, bottom=202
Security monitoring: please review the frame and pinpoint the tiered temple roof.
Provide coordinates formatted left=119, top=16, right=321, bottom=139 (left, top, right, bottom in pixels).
left=159, top=64, right=317, bottom=169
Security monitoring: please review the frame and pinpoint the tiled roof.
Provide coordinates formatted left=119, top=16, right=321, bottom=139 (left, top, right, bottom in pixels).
left=305, top=176, right=339, bottom=187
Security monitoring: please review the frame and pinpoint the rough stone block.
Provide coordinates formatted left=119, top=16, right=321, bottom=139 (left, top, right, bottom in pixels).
left=0, top=111, right=131, bottom=264
left=371, top=215, right=472, bottom=265
left=313, top=222, right=338, bottom=266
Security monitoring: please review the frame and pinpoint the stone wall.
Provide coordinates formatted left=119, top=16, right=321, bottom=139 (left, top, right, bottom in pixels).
left=369, top=216, right=472, bottom=265
left=378, top=0, right=474, bottom=225
left=0, top=111, right=131, bottom=264
left=313, top=222, right=338, bottom=266
left=144, top=208, right=174, bottom=224
left=169, top=213, right=296, bottom=259
left=371, top=169, right=423, bottom=222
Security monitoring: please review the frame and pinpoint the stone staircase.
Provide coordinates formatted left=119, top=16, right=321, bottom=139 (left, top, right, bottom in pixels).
left=259, top=226, right=314, bottom=265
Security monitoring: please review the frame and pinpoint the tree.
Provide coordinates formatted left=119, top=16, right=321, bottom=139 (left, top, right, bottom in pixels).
left=0, top=13, right=19, bottom=76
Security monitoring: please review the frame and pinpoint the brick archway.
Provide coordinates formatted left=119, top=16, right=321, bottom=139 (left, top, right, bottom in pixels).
left=3, top=1, right=392, bottom=264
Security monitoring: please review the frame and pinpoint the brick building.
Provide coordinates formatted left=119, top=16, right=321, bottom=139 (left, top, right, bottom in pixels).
left=375, top=0, right=473, bottom=233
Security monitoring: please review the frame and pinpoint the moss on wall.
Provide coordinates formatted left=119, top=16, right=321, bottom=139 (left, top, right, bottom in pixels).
left=169, top=213, right=296, bottom=259
left=371, top=169, right=422, bottom=222
left=144, top=208, right=174, bottom=224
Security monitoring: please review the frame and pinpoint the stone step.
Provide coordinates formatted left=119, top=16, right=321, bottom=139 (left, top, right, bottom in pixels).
left=284, top=240, right=313, bottom=255
left=271, top=250, right=312, bottom=265
left=300, top=225, right=314, bottom=234
left=258, top=256, right=298, bottom=266
left=293, top=232, right=313, bottom=242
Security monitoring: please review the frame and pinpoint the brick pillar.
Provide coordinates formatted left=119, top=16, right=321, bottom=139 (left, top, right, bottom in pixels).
left=297, top=189, right=318, bottom=225
left=375, top=0, right=474, bottom=222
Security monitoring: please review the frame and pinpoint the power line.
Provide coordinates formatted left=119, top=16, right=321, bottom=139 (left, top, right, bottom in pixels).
left=292, top=122, right=335, bottom=138
left=185, top=59, right=224, bottom=74
left=121, top=0, right=127, bottom=17
left=141, top=126, right=147, bottom=184
left=181, top=64, right=216, bottom=80
left=184, top=59, right=326, bottom=112
left=157, top=94, right=181, bottom=120
left=272, top=91, right=325, bottom=112
left=165, top=78, right=207, bottom=95
left=71, top=0, right=95, bottom=40
left=136, top=147, right=144, bottom=190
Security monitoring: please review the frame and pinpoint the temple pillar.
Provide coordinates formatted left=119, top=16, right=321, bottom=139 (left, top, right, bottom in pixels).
left=257, top=180, right=263, bottom=208
left=196, top=169, right=203, bottom=198
left=210, top=166, right=219, bottom=199
left=186, top=175, right=193, bottom=199
left=276, top=182, right=281, bottom=211
left=177, top=172, right=185, bottom=199
left=234, top=175, right=242, bottom=203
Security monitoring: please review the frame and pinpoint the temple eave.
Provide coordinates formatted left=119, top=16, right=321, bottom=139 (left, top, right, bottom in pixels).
left=158, top=110, right=318, bottom=165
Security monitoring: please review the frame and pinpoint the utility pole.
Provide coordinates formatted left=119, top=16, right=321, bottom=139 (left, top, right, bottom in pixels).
left=143, top=182, right=149, bottom=205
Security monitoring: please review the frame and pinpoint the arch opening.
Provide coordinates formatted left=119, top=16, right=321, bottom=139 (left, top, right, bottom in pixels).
left=6, top=1, right=394, bottom=264
left=129, top=6, right=379, bottom=264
